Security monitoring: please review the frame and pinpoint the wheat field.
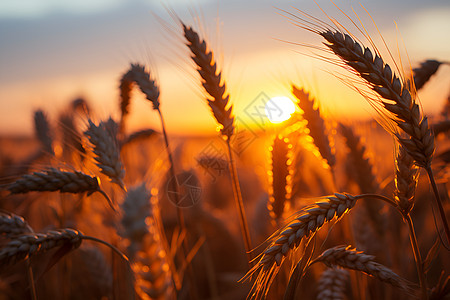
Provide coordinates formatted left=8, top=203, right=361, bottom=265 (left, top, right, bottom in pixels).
left=0, top=4, right=449, bottom=300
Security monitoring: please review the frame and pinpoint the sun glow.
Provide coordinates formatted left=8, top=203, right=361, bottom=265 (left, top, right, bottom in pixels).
left=265, top=96, right=296, bottom=123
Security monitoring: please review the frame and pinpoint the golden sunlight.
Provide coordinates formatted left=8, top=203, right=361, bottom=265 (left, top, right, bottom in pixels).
left=265, top=96, right=296, bottom=123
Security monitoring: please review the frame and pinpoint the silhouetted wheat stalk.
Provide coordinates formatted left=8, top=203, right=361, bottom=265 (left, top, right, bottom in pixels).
left=268, top=135, right=292, bottom=225
left=182, top=22, right=253, bottom=263
left=124, top=63, right=187, bottom=230
left=311, top=25, right=449, bottom=243
left=243, top=193, right=397, bottom=299
left=34, top=109, right=54, bottom=155
left=412, top=59, right=445, bottom=90
left=6, top=168, right=114, bottom=210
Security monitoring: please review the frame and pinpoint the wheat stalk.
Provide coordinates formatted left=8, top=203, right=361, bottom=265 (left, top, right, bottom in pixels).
left=339, top=123, right=377, bottom=193
left=182, top=22, right=252, bottom=263
left=119, top=69, right=134, bottom=130
left=0, top=229, right=83, bottom=267
left=268, top=135, right=292, bottom=224
left=320, top=30, right=434, bottom=168
left=8, top=168, right=100, bottom=195
left=34, top=109, right=54, bottom=155
left=121, top=128, right=157, bottom=147
left=316, top=268, right=349, bottom=300
left=71, top=97, right=90, bottom=115
left=244, top=193, right=359, bottom=299
left=128, top=64, right=160, bottom=110
left=412, top=60, right=444, bottom=90
left=292, top=86, right=335, bottom=169
left=59, top=112, right=86, bottom=161
left=316, top=28, right=449, bottom=242
left=77, top=247, right=113, bottom=298
left=183, top=23, right=234, bottom=139
left=395, top=145, right=420, bottom=216
left=120, top=184, right=174, bottom=299
left=7, top=168, right=115, bottom=210
left=311, top=246, right=412, bottom=292
left=85, top=118, right=125, bottom=189
left=0, top=212, right=33, bottom=237
left=339, top=123, right=386, bottom=242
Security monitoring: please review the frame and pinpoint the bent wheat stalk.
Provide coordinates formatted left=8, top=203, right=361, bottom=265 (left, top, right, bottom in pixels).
left=313, top=27, right=449, bottom=242
left=182, top=23, right=253, bottom=262
left=243, top=193, right=396, bottom=299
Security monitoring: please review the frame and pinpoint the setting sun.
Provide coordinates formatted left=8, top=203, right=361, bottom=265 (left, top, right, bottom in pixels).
left=265, top=96, right=296, bottom=123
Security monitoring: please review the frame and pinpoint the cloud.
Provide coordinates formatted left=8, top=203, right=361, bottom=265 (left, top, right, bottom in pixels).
left=0, top=0, right=127, bottom=19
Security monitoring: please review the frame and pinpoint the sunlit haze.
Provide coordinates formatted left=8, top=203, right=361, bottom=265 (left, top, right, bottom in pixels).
left=0, top=0, right=449, bottom=136
left=265, top=97, right=296, bottom=123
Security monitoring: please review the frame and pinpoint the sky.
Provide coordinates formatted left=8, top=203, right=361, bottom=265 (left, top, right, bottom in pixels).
left=0, top=0, right=449, bottom=136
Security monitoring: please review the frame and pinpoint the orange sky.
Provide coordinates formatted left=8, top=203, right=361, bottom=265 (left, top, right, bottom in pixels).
left=0, top=0, right=449, bottom=136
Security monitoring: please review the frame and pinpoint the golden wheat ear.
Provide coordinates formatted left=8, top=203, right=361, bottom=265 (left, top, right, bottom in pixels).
left=182, top=23, right=235, bottom=139
left=319, top=30, right=434, bottom=169
left=394, top=145, right=419, bottom=216
left=292, top=86, right=335, bottom=169
left=268, top=135, right=292, bottom=225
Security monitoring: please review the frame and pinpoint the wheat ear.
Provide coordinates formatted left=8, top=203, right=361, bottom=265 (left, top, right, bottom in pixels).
left=59, top=112, right=86, bottom=160
left=268, top=135, right=292, bottom=224
left=321, top=30, right=434, bottom=168
left=339, top=123, right=377, bottom=193
left=85, top=118, right=125, bottom=189
left=412, top=60, right=443, bottom=90
left=77, top=247, right=113, bottom=298
left=183, top=22, right=252, bottom=263
left=319, top=30, right=450, bottom=242
left=316, top=268, right=349, bottom=300
left=0, top=212, right=33, bottom=237
left=1, top=229, right=128, bottom=268
left=34, top=109, right=54, bottom=155
left=0, top=229, right=83, bottom=267
left=310, top=246, right=412, bottom=292
left=121, top=128, right=157, bottom=147
left=8, top=168, right=100, bottom=194
left=120, top=184, right=174, bottom=299
left=244, top=193, right=358, bottom=299
left=394, top=145, right=420, bottom=216
left=183, top=24, right=234, bottom=139
left=339, top=123, right=386, bottom=242
left=292, top=86, right=335, bottom=169
left=7, top=168, right=114, bottom=210
left=128, top=64, right=160, bottom=110
left=119, top=69, right=134, bottom=131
